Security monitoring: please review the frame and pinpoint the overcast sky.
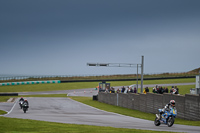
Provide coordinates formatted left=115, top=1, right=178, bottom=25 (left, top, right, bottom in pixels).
left=0, top=0, right=200, bottom=76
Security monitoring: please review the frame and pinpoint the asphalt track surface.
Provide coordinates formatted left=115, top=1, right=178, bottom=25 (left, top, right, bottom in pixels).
left=1, top=82, right=200, bottom=133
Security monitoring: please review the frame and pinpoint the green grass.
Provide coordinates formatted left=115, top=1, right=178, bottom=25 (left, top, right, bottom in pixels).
left=0, top=78, right=195, bottom=93
left=0, top=110, right=7, bottom=115
left=0, top=82, right=99, bottom=92
left=143, top=78, right=195, bottom=84
left=0, top=94, right=67, bottom=102
left=0, top=117, right=177, bottom=133
left=21, top=94, right=68, bottom=97
left=0, top=96, right=16, bottom=102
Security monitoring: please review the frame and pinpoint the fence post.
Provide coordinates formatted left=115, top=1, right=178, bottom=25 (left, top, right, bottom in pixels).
left=117, top=93, right=118, bottom=106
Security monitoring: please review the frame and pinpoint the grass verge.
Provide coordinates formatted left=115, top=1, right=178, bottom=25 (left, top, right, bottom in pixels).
left=0, top=117, right=176, bottom=133
left=0, top=110, right=7, bottom=115
left=0, top=78, right=195, bottom=92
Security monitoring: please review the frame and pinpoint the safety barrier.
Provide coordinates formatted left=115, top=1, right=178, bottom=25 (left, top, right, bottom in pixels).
left=98, top=92, right=200, bottom=121
left=0, top=93, right=18, bottom=96
left=0, top=80, right=61, bottom=86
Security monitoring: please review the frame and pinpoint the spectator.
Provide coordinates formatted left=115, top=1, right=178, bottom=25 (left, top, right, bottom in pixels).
left=152, top=87, right=157, bottom=93
left=121, top=86, right=125, bottom=93
left=143, top=89, right=146, bottom=94
left=170, top=86, right=177, bottom=94
left=128, top=87, right=133, bottom=93
left=111, top=87, right=115, bottom=93
left=164, top=87, right=168, bottom=93
left=133, top=87, right=137, bottom=93
left=124, top=86, right=129, bottom=93
left=157, top=86, right=161, bottom=94
left=170, top=86, right=174, bottom=93
left=159, top=86, right=164, bottom=94
left=116, top=88, right=120, bottom=93
left=145, top=87, right=149, bottom=93
left=162, top=87, right=166, bottom=93
left=105, top=88, right=109, bottom=93
left=127, top=87, right=130, bottom=93
left=172, top=88, right=179, bottom=94
left=156, top=87, right=160, bottom=94
left=175, top=86, right=179, bottom=94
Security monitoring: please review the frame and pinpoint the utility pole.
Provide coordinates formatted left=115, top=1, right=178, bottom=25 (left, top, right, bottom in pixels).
left=141, top=56, right=144, bottom=93
left=137, top=64, right=138, bottom=93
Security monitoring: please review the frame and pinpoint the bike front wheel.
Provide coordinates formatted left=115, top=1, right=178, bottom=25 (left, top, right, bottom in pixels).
left=167, top=116, right=174, bottom=127
left=154, top=117, right=161, bottom=126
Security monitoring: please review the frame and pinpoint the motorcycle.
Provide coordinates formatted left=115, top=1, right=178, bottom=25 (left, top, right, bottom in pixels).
left=19, top=100, right=23, bottom=109
left=154, top=107, right=177, bottom=127
left=22, top=103, right=29, bottom=113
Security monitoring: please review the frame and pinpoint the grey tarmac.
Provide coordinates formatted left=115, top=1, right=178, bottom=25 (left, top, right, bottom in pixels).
left=3, top=97, right=200, bottom=133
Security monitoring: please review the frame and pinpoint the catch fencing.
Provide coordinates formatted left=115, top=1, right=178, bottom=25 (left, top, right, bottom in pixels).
left=98, top=92, right=200, bottom=121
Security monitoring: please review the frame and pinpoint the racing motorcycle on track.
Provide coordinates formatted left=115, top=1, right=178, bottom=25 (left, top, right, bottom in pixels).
left=22, top=102, right=29, bottom=113
left=19, top=100, right=23, bottom=109
left=154, top=107, right=177, bottom=127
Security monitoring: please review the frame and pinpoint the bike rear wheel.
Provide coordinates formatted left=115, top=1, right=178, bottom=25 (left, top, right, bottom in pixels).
left=23, top=108, right=26, bottom=113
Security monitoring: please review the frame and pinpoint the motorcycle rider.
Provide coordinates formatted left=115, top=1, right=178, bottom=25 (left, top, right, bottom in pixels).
left=22, top=99, right=29, bottom=108
left=19, top=97, right=25, bottom=108
left=19, top=97, right=24, bottom=102
left=158, top=100, right=176, bottom=119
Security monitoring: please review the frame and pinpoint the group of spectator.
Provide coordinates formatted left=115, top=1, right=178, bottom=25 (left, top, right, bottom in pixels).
left=121, top=86, right=137, bottom=93
left=102, top=85, right=179, bottom=95
left=152, top=85, right=179, bottom=94
left=105, top=86, right=137, bottom=94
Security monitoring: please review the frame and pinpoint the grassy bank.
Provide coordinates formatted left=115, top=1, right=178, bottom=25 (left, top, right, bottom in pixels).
left=0, top=94, right=67, bottom=102
left=0, top=117, right=176, bottom=133
left=0, top=110, right=7, bottom=115
left=0, top=78, right=195, bottom=93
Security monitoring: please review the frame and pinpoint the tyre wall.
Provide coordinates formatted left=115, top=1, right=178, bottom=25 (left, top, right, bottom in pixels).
left=0, top=80, right=61, bottom=86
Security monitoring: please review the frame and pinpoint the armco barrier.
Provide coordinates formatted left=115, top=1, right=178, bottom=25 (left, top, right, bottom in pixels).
left=0, top=80, right=61, bottom=86
left=0, top=93, right=18, bottom=96
left=98, top=92, right=200, bottom=121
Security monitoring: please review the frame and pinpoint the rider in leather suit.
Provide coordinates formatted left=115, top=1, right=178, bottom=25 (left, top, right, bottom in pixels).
left=159, top=100, right=175, bottom=119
